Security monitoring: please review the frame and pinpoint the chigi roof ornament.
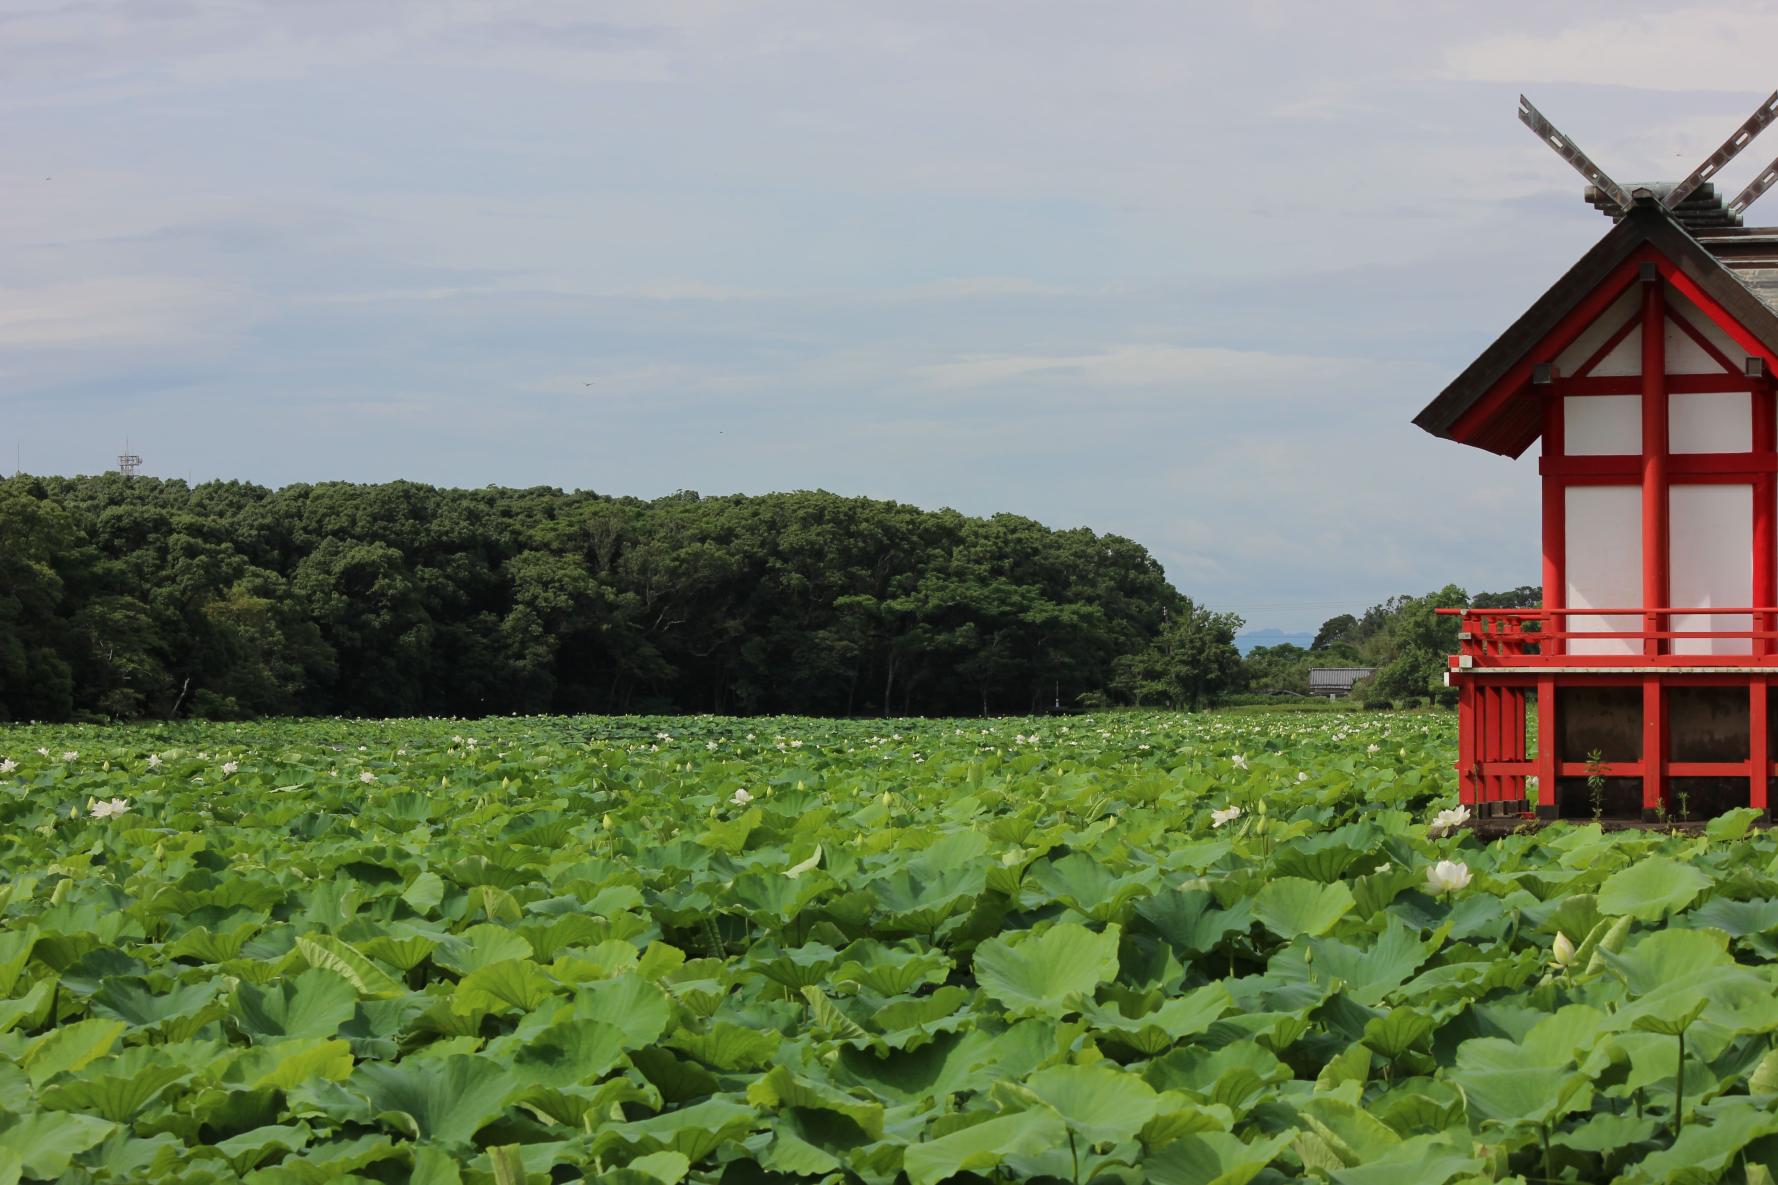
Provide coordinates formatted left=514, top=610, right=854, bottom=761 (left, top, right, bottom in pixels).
left=1519, top=90, right=1778, bottom=225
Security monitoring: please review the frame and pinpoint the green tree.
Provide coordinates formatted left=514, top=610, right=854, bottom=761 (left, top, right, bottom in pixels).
left=1111, top=600, right=1244, bottom=710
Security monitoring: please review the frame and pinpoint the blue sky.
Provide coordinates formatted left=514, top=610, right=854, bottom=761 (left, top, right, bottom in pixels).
left=7, top=1, right=1778, bottom=632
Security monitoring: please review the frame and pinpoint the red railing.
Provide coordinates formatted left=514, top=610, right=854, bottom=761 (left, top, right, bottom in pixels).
left=1440, top=606, right=1778, bottom=667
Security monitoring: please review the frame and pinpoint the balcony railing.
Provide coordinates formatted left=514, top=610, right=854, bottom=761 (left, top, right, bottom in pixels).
left=1439, top=606, right=1778, bottom=667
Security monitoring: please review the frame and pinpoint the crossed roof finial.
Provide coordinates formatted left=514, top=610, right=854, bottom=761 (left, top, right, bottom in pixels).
left=1519, top=90, right=1778, bottom=220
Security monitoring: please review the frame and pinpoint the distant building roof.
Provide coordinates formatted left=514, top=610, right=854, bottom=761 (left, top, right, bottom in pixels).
left=1308, top=667, right=1375, bottom=693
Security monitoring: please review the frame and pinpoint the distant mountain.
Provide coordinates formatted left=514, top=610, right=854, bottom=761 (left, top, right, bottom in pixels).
left=1234, top=628, right=1317, bottom=656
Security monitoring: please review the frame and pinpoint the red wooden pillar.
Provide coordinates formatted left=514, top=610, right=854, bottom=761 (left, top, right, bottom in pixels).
left=1641, top=272, right=1668, bottom=658
left=1542, top=391, right=1566, bottom=658
left=1755, top=381, right=1774, bottom=659
left=1536, top=677, right=1556, bottom=815
left=1753, top=680, right=1769, bottom=815
left=1457, top=680, right=1477, bottom=805
left=1643, top=678, right=1665, bottom=817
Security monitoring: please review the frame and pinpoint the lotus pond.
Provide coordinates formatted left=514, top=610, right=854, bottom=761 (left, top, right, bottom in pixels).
left=3, top=710, right=1778, bottom=1184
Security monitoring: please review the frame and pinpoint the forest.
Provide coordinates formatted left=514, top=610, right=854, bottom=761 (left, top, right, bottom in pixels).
left=0, top=474, right=1528, bottom=722
left=0, top=475, right=1210, bottom=721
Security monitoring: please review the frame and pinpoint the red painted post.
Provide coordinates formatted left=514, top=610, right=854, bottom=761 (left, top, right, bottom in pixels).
left=1543, top=393, right=1566, bottom=658
left=1643, top=677, right=1665, bottom=818
left=1536, top=677, right=1556, bottom=815
left=1457, top=680, right=1476, bottom=805
left=1752, top=680, right=1769, bottom=814
left=1755, top=383, right=1774, bottom=659
left=1642, top=274, right=1668, bottom=658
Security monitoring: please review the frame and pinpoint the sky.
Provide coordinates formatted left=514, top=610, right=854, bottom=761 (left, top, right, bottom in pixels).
left=11, top=2, right=1778, bottom=632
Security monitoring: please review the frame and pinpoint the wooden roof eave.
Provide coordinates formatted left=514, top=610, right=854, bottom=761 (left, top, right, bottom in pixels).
left=1414, top=202, right=1778, bottom=458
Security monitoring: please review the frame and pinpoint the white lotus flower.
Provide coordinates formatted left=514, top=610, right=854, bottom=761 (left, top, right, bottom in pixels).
left=1426, top=860, right=1472, bottom=895
left=359, top=771, right=375, bottom=784
left=221, top=761, right=239, bottom=775
left=89, top=797, right=130, bottom=819
left=1428, top=804, right=1471, bottom=838
left=784, top=845, right=822, bottom=878
left=1551, top=930, right=1577, bottom=969
left=62, top=751, right=77, bottom=762
left=35, top=748, right=48, bottom=757
left=730, top=788, right=753, bottom=806
left=1211, top=804, right=1243, bottom=828
left=1297, top=771, right=1309, bottom=783
left=0, top=758, right=15, bottom=774
left=707, top=741, right=719, bottom=751
left=1231, top=754, right=1248, bottom=770
left=1367, top=743, right=1381, bottom=754
left=146, top=754, right=162, bottom=769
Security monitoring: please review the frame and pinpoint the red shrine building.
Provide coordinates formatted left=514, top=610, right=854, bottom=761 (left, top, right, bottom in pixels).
left=1418, top=94, right=1778, bottom=823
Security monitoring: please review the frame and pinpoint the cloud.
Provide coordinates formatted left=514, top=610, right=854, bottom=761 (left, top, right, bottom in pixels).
left=0, top=276, right=244, bottom=348
left=1442, top=6, right=1778, bottom=94
left=911, top=344, right=1379, bottom=393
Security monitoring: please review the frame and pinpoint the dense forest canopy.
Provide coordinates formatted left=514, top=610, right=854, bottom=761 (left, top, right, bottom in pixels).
left=0, top=475, right=1242, bottom=721
left=0, top=474, right=1530, bottom=722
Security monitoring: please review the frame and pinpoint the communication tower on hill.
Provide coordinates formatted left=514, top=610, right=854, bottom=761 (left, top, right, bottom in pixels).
left=118, top=439, right=142, bottom=478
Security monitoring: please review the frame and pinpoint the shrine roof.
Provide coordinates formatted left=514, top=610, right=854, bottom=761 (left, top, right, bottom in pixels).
left=1414, top=200, right=1778, bottom=457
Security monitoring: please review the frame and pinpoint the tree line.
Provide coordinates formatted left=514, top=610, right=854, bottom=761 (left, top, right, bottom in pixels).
left=1239, top=583, right=1540, bottom=702
left=0, top=475, right=1252, bottom=722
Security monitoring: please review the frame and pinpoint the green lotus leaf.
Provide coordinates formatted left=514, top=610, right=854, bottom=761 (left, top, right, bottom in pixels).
left=401, top=871, right=446, bottom=914
left=1271, top=827, right=1375, bottom=884
left=1601, top=928, right=1734, bottom=995
left=902, top=1108, right=1068, bottom=1185
left=1143, top=1129, right=1295, bottom=1185
left=573, top=974, right=672, bottom=1048
left=1025, top=852, right=1155, bottom=921
left=1449, top=1037, right=1592, bottom=1127
left=831, top=940, right=952, bottom=995
left=664, top=1020, right=781, bottom=1071
left=36, top=1057, right=191, bottom=1122
left=794, top=986, right=866, bottom=1044
left=214, top=1122, right=313, bottom=1173
left=1619, top=1103, right=1778, bottom=1183
left=453, top=959, right=560, bottom=1013
left=1705, top=807, right=1765, bottom=841
left=746, top=942, right=839, bottom=990
left=624, top=1150, right=691, bottom=1185
left=23, top=1017, right=126, bottom=1087
left=598, top=1097, right=757, bottom=1163
left=1297, top=1094, right=1401, bottom=1166
left=1688, top=895, right=1778, bottom=939
left=1307, top=918, right=1427, bottom=1004
left=294, top=934, right=406, bottom=999
left=1253, top=878, right=1355, bottom=939
left=353, top=1054, right=514, bottom=1146
left=232, top=968, right=358, bottom=1041
left=1015, top=1062, right=1159, bottom=1145
left=746, top=1063, right=886, bottom=1140
left=225, top=1037, right=355, bottom=1091
left=1325, top=1135, right=1483, bottom=1185
left=973, top=922, right=1120, bottom=1015
left=432, top=924, right=534, bottom=975
left=1359, top=1006, right=1434, bottom=1059
left=1133, top=889, right=1252, bottom=955
left=1597, top=856, right=1712, bottom=922
left=0, top=980, right=54, bottom=1036
left=0, top=1109, right=117, bottom=1179
left=1083, top=983, right=1233, bottom=1055
left=508, top=1018, right=627, bottom=1088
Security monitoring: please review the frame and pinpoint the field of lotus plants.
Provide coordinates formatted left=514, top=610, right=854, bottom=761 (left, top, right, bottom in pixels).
left=3, top=709, right=1778, bottom=1184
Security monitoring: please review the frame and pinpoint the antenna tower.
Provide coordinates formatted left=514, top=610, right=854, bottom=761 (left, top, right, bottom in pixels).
left=118, top=438, right=142, bottom=478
